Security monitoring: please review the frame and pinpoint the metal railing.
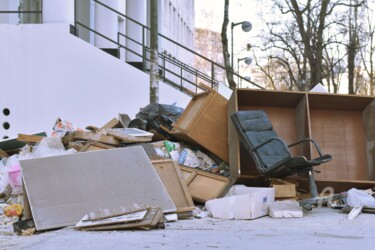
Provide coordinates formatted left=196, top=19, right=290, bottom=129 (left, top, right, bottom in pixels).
left=0, top=0, right=43, bottom=24
left=74, top=0, right=263, bottom=94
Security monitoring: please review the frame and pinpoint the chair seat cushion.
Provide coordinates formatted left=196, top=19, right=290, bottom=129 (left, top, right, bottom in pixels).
left=245, top=130, right=291, bottom=169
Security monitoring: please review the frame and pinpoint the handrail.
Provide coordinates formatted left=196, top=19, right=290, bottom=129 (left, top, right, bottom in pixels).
left=118, top=32, right=219, bottom=86
left=75, top=21, right=207, bottom=93
left=0, top=0, right=43, bottom=23
left=90, top=0, right=263, bottom=89
left=75, top=0, right=264, bottom=92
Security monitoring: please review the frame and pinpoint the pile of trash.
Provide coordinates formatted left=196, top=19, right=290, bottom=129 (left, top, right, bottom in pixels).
left=0, top=100, right=375, bottom=237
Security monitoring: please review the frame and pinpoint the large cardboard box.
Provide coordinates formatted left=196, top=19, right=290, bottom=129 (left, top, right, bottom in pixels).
left=205, top=186, right=275, bottom=220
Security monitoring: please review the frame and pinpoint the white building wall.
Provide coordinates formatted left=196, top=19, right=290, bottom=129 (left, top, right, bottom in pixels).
left=0, top=24, right=190, bottom=139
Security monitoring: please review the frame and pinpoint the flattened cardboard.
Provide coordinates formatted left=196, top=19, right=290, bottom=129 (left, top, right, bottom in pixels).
left=75, top=210, right=148, bottom=229
left=81, top=207, right=163, bottom=231
left=20, top=147, right=176, bottom=231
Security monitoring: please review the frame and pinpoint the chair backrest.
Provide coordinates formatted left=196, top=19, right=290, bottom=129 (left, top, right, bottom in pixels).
left=231, top=110, right=292, bottom=174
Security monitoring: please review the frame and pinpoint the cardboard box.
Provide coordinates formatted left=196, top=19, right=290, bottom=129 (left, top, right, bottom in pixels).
left=205, top=186, right=275, bottom=220
left=270, top=179, right=297, bottom=199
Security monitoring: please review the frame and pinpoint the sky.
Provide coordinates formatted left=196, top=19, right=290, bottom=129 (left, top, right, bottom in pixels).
left=195, top=0, right=264, bottom=69
left=195, top=0, right=265, bottom=66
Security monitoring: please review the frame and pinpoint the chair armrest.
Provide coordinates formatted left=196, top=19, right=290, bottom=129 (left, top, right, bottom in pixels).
left=288, top=138, right=323, bottom=156
left=252, top=137, right=289, bottom=152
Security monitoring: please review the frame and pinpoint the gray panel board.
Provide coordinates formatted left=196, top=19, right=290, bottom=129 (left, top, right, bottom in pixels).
left=20, top=146, right=176, bottom=231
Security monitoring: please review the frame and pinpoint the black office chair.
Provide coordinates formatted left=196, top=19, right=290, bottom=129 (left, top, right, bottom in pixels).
left=230, top=110, right=333, bottom=207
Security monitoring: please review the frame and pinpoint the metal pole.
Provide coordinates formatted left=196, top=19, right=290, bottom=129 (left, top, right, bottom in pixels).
left=231, top=22, right=234, bottom=69
left=150, top=0, right=159, bottom=104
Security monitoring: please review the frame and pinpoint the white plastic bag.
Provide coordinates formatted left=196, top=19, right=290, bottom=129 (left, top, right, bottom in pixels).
left=347, top=188, right=375, bottom=208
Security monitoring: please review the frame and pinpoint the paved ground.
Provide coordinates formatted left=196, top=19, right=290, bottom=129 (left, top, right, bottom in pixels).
left=1, top=207, right=374, bottom=250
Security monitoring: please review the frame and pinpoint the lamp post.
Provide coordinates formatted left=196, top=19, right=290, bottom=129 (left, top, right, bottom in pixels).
left=237, top=57, right=252, bottom=87
left=231, top=21, right=252, bottom=69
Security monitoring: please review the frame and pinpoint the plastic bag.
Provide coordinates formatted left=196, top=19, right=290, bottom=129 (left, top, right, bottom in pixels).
left=347, top=188, right=375, bottom=208
left=32, top=137, right=76, bottom=158
left=179, top=148, right=200, bottom=168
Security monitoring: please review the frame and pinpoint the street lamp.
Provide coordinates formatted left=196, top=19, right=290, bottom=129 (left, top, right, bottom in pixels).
left=237, top=57, right=252, bottom=87
left=237, top=57, right=252, bottom=74
left=231, top=21, right=252, bottom=69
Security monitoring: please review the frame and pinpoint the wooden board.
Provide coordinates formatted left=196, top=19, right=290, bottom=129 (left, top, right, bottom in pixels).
left=179, top=165, right=232, bottom=203
left=80, top=207, right=163, bottom=231
left=66, top=131, right=121, bottom=146
left=17, top=134, right=45, bottom=144
left=152, top=160, right=195, bottom=212
left=104, top=128, right=153, bottom=143
left=79, top=141, right=115, bottom=152
left=75, top=210, right=148, bottom=229
left=20, top=147, right=176, bottom=231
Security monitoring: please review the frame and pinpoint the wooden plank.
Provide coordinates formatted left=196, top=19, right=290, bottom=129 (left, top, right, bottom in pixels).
left=104, top=128, right=153, bottom=143
left=81, top=207, right=163, bottom=231
left=79, top=142, right=115, bottom=152
left=100, top=118, right=123, bottom=129
left=66, top=131, right=121, bottom=146
left=0, top=148, right=8, bottom=158
left=20, top=147, right=176, bottom=231
left=75, top=209, right=148, bottom=229
left=17, top=134, right=45, bottom=144
left=179, top=165, right=232, bottom=203
left=152, top=160, right=195, bottom=212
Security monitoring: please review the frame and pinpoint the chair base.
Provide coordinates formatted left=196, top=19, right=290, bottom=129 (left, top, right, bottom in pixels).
left=299, top=193, right=345, bottom=211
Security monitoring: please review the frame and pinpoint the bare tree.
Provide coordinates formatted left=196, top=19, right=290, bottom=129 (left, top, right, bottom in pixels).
left=254, top=0, right=365, bottom=92
left=360, top=0, right=375, bottom=95
left=221, top=0, right=236, bottom=89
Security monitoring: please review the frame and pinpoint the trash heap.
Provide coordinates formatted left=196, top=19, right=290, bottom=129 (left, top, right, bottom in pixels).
left=1, top=90, right=375, bottom=236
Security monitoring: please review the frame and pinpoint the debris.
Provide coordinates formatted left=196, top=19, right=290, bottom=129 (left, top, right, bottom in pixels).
left=20, top=147, right=176, bottom=231
left=78, top=207, right=164, bottom=231
left=346, top=188, right=375, bottom=219
left=13, top=218, right=35, bottom=235
left=179, top=165, right=232, bottom=203
left=269, top=200, right=303, bottom=218
left=164, top=213, right=178, bottom=222
left=4, top=204, right=22, bottom=217
left=205, top=186, right=275, bottom=220
left=152, top=160, right=195, bottom=214
left=79, top=142, right=115, bottom=152
left=75, top=209, right=149, bottom=229
left=171, top=90, right=229, bottom=163
left=270, top=179, right=297, bottom=199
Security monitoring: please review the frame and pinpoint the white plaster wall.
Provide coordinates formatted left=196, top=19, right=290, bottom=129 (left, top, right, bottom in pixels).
left=43, top=0, right=75, bottom=24
left=0, top=23, right=191, bottom=139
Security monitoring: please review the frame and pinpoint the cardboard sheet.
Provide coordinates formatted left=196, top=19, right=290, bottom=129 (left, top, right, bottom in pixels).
left=21, top=147, right=176, bottom=231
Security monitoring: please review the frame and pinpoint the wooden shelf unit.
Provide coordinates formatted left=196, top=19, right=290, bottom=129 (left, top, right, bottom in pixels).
left=228, top=89, right=375, bottom=191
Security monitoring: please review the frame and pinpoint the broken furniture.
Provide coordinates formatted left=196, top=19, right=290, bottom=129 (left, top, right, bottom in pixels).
left=179, top=165, right=232, bottom=203
left=151, top=159, right=195, bottom=213
left=228, top=89, right=375, bottom=192
left=171, top=89, right=229, bottom=163
left=230, top=110, right=332, bottom=202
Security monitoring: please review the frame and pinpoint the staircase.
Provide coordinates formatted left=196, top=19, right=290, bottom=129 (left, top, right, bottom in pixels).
left=73, top=0, right=262, bottom=96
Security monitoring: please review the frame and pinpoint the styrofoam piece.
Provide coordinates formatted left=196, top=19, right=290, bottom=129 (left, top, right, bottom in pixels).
left=269, top=200, right=303, bottom=218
